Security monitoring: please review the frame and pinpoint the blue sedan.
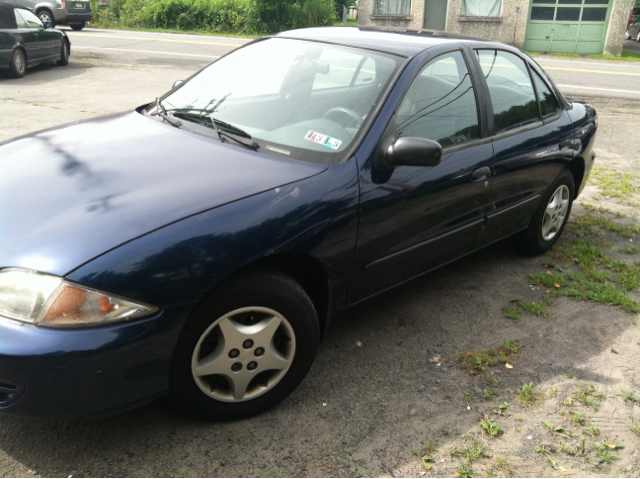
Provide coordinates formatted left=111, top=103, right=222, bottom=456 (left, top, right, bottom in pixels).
left=0, top=27, right=597, bottom=420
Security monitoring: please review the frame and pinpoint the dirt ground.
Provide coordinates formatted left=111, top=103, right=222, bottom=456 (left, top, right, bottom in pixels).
left=1, top=91, right=640, bottom=477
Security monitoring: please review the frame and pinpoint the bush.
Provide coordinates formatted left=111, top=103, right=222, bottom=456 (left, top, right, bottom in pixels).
left=90, top=0, right=334, bottom=34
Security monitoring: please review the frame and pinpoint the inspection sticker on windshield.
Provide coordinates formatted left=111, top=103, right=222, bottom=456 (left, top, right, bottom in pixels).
left=304, top=130, right=342, bottom=150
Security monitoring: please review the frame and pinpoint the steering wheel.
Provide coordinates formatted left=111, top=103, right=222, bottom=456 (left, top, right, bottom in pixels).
left=322, top=107, right=363, bottom=129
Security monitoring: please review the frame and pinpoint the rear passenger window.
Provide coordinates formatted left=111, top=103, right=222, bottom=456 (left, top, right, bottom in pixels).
left=476, top=50, right=540, bottom=134
left=14, top=10, right=29, bottom=28
left=396, top=50, right=480, bottom=148
left=532, top=71, right=559, bottom=119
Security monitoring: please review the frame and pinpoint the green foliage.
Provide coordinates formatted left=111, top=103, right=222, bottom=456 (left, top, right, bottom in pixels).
left=455, top=463, right=478, bottom=478
left=90, top=0, right=335, bottom=34
left=518, top=382, right=540, bottom=405
left=451, top=435, right=488, bottom=461
left=479, top=414, right=501, bottom=436
left=572, top=383, right=605, bottom=410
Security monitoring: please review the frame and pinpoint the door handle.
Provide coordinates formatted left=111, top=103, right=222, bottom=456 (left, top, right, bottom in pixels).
left=471, top=166, right=491, bottom=182
left=559, top=139, right=572, bottom=149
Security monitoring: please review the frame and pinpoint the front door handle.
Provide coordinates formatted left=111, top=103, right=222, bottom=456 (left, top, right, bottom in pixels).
left=471, top=166, right=491, bottom=182
left=559, top=139, right=572, bottom=149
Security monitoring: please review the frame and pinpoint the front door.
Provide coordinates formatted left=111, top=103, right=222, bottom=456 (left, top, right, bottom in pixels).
left=349, top=49, right=492, bottom=304
left=424, top=0, right=447, bottom=30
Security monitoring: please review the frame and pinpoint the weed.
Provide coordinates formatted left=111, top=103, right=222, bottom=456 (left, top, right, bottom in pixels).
left=617, top=388, right=636, bottom=402
left=534, top=443, right=555, bottom=454
left=493, top=402, right=508, bottom=417
left=627, top=424, right=640, bottom=436
left=451, top=435, right=487, bottom=461
left=464, top=393, right=472, bottom=404
left=546, top=454, right=558, bottom=470
left=571, top=411, right=588, bottom=427
left=544, top=421, right=572, bottom=438
left=594, top=441, right=619, bottom=463
left=502, top=305, right=522, bottom=321
left=563, top=397, right=574, bottom=406
left=584, top=425, right=600, bottom=436
left=619, top=246, right=640, bottom=254
left=579, top=436, right=587, bottom=456
left=566, top=372, right=577, bottom=379
left=517, top=301, right=555, bottom=318
left=456, top=463, right=478, bottom=478
left=441, top=429, right=454, bottom=435
left=518, top=382, right=540, bottom=405
left=495, top=456, right=512, bottom=472
left=572, top=383, right=606, bottom=410
left=484, top=388, right=500, bottom=400
left=560, top=441, right=575, bottom=456
left=479, top=414, right=501, bottom=437
left=502, top=340, right=523, bottom=355
left=484, top=374, right=499, bottom=386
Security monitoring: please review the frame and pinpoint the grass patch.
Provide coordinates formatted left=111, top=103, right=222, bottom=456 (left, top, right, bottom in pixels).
left=584, top=425, right=600, bottom=436
left=617, top=388, right=636, bottom=402
left=528, top=211, right=640, bottom=315
left=451, top=434, right=488, bottom=461
left=589, top=51, right=640, bottom=61
left=628, top=424, right=640, bottom=436
left=87, top=23, right=260, bottom=38
left=331, top=18, right=358, bottom=26
left=412, top=439, right=437, bottom=470
left=589, top=167, right=640, bottom=204
left=455, top=463, right=478, bottom=478
left=551, top=52, right=581, bottom=57
left=502, top=300, right=554, bottom=320
left=479, top=414, right=501, bottom=436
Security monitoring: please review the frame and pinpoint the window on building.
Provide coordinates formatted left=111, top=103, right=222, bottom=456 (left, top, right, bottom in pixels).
left=476, top=49, right=539, bottom=133
left=375, top=0, right=411, bottom=15
left=462, top=0, right=502, bottom=17
left=396, top=50, right=480, bottom=148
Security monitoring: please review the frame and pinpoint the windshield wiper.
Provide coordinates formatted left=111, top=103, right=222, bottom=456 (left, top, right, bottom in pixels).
left=170, top=112, right=259, bottom=151
left=155, top=98, right=182, bottom=129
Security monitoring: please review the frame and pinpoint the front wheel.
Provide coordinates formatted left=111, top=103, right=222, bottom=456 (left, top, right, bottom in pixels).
left=624, top=30, right=630, bottom=40
left=38, top=10, right=55, bottom=28
left=56, top=40, right=69, bottom=66
left=70, top=22, right=85, bottom=31
left=169, top=270, right=319, bottom=420
left=637, top=32, right=640, bottom=42
left=516, top=169, right=574, bottom=256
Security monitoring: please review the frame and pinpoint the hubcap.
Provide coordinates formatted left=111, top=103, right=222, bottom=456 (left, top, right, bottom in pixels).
left=541, top=184, right=570, bottom=241
left=14, top=51, right=25, bottom=73
left=191, top=307, right=296, bottom=403
left=39, top=13, right=50, bottom=22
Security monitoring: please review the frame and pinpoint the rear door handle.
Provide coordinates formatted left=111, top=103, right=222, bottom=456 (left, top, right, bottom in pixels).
left=471, top=166, right=491, bottom=182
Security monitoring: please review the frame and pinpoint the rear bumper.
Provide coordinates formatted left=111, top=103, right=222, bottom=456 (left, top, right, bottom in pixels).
left=0, top=302, right=195, bottom=419
left=63, top=12, right=93, bottom=24
left=52, top=7, right=68, bottom=23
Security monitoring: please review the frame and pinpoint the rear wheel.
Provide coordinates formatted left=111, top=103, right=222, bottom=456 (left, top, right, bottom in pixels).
left=70, top=22, right=85, bottom=31
left=38, top=10, right=55, bottom=27
left=516, top=169, right=574, bottom=256
left=9, top=49, right=26, bottom=78
left=625, top=30, right=630, bottom=40
left=637, top=31, right=640, bottom=42
left=169, top=270, right=319, bottom=420
left=56, top=40, right=69, bottom=66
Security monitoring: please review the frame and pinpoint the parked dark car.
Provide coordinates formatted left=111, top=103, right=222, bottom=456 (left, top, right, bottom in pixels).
left=0, top=27, right=597, bottom=420
left=626, top=15, right=640, bottom=41
left=0, top=0, right=92, bottom=30
left=0, top=3, right=69, bottom=77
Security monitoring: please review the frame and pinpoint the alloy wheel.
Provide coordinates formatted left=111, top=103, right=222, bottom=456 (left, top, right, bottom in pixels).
left=39, top=12, right=51, bottom=24
left=14, top=50, right=25, bottom=75
left=191, top=306, right=296, bottom=403
left=541, top=184, right=570, bottom=241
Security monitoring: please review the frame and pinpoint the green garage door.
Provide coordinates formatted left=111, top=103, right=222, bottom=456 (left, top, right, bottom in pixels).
left=524, top=0, right=612, bottom=53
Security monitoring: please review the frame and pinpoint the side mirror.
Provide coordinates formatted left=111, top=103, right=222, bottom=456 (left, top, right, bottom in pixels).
left=173, top=80, right=184, bottom=88
left=45, top=21, right=52, bottom=29
left=384, top=137, right=442, bottom=168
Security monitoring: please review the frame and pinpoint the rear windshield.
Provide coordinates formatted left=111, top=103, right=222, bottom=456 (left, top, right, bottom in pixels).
left=150, top=38, right=403, bottom=164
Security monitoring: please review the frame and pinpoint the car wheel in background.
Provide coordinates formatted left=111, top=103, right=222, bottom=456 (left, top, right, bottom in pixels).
left=9, top=49, right=26, bottom=78
left=56, top=40, right=69, bottom=66
left=637, top=32, right=640, bottom=42
left=70, top=22, right=86, bottom=31
left=37, top=10, right=55, bottom=28
left=625, top=30, right=630, bottom=39
left=169, top=269, right=319, bottom=420
left=516, top=169, right=574, bottom=256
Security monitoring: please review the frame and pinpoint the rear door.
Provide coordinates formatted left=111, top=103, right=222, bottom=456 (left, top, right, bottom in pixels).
left=18, top=8, right=58, bottom=57
left=13, top=8, right=42, bottom=61
left=470, top=49, right=574, bottom=246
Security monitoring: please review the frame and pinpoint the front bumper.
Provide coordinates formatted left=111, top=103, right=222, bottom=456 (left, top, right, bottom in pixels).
left=0, top=302, right=195, bottom=419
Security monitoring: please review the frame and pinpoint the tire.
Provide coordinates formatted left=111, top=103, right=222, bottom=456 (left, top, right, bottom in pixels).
left=169, top=269, right=319, bottom=420
left=56, top=40, right=69, bottom=66
left=517, top=169, right=574, bottom=256
left=9, top=49, right=26, bottom=78
left=625, top=30, right=630, bottom=40
left=70, top=22, right=85, bottom=31
left=38, top=10, right=55, bottom=28
left=637, top=32, right=640, bottom=42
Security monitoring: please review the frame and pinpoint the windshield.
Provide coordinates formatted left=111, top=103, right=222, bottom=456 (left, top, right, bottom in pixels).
left=149, top=38, right=402, bottom=164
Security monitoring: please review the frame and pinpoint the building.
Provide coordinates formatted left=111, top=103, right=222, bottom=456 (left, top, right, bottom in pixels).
left=358, top=0, right=635, bottom=55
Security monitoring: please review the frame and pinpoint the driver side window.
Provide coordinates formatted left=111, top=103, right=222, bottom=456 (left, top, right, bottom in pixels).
left=396, top=50, right=480, bottom=148
left=17, top=9, right=43, bottom=28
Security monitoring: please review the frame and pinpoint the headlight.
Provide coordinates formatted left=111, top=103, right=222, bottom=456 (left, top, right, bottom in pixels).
left=0, top=269, right=158, bottom=328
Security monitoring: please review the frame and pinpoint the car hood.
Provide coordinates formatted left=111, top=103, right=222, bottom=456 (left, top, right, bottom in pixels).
left=0, top=111, right=327, bottom=276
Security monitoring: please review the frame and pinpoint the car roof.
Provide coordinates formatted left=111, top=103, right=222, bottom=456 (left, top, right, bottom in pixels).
left=0, top=4, right=31, bottom=29
left=274, top=26, right=493, bottom=57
